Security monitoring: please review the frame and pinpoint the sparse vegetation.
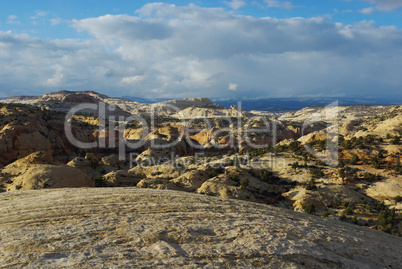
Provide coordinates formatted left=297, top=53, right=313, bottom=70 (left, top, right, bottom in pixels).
left=240, top=178, right=249, bottom=188
left=303, top=203, right=315, bottom=215
left=92, top=176, right=107, bottom=187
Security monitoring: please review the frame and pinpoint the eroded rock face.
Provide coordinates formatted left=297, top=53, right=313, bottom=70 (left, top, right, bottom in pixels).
left=0, top=122, right=52, bottom=165
left=61, top=93, right=97, bottom=103
left=0, top=151, right=94, bottom=191
left=0, top=188, right=401, bottom=268
left=0, top=104, right=97, bottom=165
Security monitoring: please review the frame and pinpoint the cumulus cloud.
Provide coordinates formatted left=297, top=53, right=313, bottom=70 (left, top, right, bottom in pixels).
left=120, top=75, right=144, bottom=85
left=1, top=3, right=402, bottom=99
left=362, top=0, right=402, bottom=11
left=228, top=83, right=238, bottom=91
left=224, top=0, right=246, bottom=10
left=7, top=15, right=20, bottom=25
left=264, top=0, right=295, bottom=9
left=359, top=7, right=375, bottom=14
left=50, top=18, right=62, bottom=26
left=334, top=8, right=354, bottom=13
left=30, top=10, right=49, bottom=19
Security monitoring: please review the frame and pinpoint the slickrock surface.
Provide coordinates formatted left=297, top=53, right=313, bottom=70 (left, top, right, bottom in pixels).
left=0, top=188, right=401, bottom=268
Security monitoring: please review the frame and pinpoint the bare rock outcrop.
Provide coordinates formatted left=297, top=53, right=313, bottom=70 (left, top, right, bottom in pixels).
left=0, top=151, right=93, bottom=191
left=0, top=188, right=401, bottom=268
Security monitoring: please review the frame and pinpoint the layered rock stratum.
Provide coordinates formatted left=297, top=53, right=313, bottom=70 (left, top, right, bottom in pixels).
left=0, top=187, right=401, bottom=268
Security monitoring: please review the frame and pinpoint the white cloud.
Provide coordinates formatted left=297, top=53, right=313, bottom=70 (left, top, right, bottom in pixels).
left=121, top=75, right=144, bottom=85
left=0, top=4, right=402, bottom=100
left=50, top=18, right=62, bottom=26
left=264, top=0, right=295, bottom=9
left=228, top=83, right=238, bottom=91
left=361, top=0, right=402, bottom=11
left=30, top=10, right=49, bottom=19
left=359, top=7, right=375, bottom=14
left=46, top=65, right=64, bottom=86
left=224, top=0, right=246, bottom=10
left=7, top=15, right=20, bottom=25
left=334, top=8, right=354, bottom=13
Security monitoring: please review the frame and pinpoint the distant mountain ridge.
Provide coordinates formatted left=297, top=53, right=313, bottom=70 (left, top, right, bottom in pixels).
left=117, top=95, right=402, bottom=111
left=2, top=91, right=401, bottom=116
left=213, top=97, right=402, bottom=111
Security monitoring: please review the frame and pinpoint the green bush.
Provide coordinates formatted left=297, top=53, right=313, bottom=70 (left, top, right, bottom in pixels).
left=240, top=178, right=249, bottom=188
left=376, top=201, right=386, bottom=211
left=350, top=154, right=359, bottom=165
left=304, top=179, right=317, bottom=191
left=92, top=176, right=106, bottom=187
left=310, top=167, right=324, bottom=179
left=208, top=167, right=225, bottom=178
left=259, top=170, right=277, bottom=183
left=391, top=136, right=400, bottom=145
left=291, top=162, right=300, bottom=169
left=377, top=208, right=396, bottom=233
left=322, top=210, right=332, bottom=217
left=343, top=207, right=353, bottom=215
left=362, top=172, right=378, bottom=182
left=303, top=203, right=315, bottom=215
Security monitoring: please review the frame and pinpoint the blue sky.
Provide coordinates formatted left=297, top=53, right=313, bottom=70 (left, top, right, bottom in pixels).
left=1, top=0, right=402, bottom=99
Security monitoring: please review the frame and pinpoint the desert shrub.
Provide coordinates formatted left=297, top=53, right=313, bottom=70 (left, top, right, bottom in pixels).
left=208, top=167, right=225, bottom=178
left=376, top=201, right=386, bottom=211
left=395, top=195, right=402, bottom=203
left=308, top=139, right=327, bottom=151
left=391, top=136, right=400, bottom=145
left=310, top=167, right=324, bottom=179
left=303, top=203, right=315, bottom=215
left=343, top=207, right=353, bottom=215
left=240, top=178, right=249, bottom=188
left=350, top=154, right=359, bottom=165
left=322, top=210, right=332, bottom=217
left=291, top=162, right=300, bottom=169
left=341, top=200, right=356, bottom=209
left=338, top=169, right=345, bottom=179
left=377, top=208, right=396, bottom=233
left=90, top=161, right=99, bottom=169
left=344, top=140, right=352, bottom=149
left=372, top=160, right=381, bottom=169
left=259, top=170, right=279, bottom=184
left=333, top=197, right=341, bottom=207
left=304, top=179, right=317, bottom=191
left=92, top=176, right=107, bottom=187
left=338, top=213, right=347, bottom=221
left=362, top=172, right=378, bottom=182
left=229, top=174, right=240, bottom=184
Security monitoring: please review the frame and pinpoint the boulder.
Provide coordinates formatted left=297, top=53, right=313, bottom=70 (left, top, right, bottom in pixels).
left=103, top=170, right=141, bottom=187
left=67, top=157, right=91, bottom=167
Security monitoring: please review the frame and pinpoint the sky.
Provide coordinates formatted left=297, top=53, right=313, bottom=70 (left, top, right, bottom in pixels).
left=0, top=0, right=402, bottom=100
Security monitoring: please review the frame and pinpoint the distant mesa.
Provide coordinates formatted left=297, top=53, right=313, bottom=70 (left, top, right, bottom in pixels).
left=61, top=93, right=97, bottom=103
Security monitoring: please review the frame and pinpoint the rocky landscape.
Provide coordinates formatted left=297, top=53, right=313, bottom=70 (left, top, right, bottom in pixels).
left=0, top=90, right=401, bottom=267
left=1, top=188, right=401, bottom=268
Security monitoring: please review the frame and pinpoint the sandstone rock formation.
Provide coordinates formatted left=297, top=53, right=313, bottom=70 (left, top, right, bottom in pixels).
left=0, top=152, right=94, bottom=191
left=0, top=188, right=400, bottom=268
left=0, top=104, right=96, bottom=165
